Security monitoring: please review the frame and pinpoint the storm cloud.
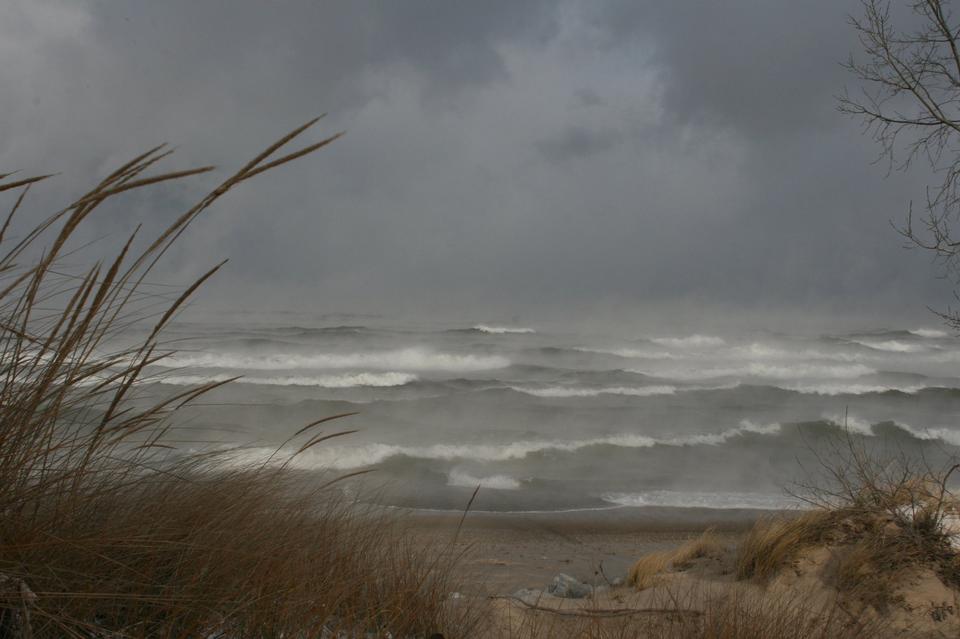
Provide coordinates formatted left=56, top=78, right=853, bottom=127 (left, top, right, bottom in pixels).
left=0, top=0, right=949, bottom=326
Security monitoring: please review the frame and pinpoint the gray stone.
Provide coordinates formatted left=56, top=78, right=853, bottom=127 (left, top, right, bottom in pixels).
left=512, top=588, right=543, bottom=604
left=546, top=573, right=593, bottom=599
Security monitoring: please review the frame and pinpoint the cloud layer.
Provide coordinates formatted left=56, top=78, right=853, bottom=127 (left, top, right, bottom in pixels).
left=0, top=0, right=949, bottom=326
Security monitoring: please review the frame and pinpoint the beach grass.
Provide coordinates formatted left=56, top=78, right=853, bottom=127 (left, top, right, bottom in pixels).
left=0, top=123, right=475, bottom=638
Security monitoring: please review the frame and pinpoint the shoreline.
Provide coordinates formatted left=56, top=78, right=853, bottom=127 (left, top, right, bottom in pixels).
left=401, top=503, right=797, bottom=533
left=399, top=505, right=787, bottom=595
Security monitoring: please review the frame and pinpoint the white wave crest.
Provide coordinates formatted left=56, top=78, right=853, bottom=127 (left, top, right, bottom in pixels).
left=851, top=339, right=926, bottom=353
left=628, top=362, right=875, bottom=381
left=897, top=424, right=960, bottom=446
left=447, top=469, right=521, bottom=490
left=602, top=490, right=798, bottom=510
left=820, top=413, right=960, bottom=445
left=911, top=328, right=948, bottom=338
left=728, top=343, right=864, bottom=362
left=473, top=324, right=535, bottom=334
left=228, top=420, right=782, bottom=470
left=157, top=371, right=418, bottom=388
left=651, top=334, right=726, bottom=348
left=167, top=348, right=510, bottom=372
left=510, top=385, right=678, bottom=398
left=822, top=412, right=874, bottom=436
left=783, top=382, right=924, bottom=396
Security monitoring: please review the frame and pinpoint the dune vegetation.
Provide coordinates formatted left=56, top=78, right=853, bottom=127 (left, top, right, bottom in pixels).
left=599, top=439, right=960, bottom=639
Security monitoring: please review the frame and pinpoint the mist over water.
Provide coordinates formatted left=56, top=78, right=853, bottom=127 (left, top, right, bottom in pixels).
left=146, top=317, right=960, bottom=512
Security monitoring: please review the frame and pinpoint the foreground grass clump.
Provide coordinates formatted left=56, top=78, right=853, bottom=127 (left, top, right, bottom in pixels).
left=628, top=530, right=725, bottom=590
left=0, top=123, right=471, bottom=637
left=735, top=511, right=834, bottom=581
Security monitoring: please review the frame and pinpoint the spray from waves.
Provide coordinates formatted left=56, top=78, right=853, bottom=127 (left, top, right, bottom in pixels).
left=627, top=362, right=875, bottom=381
left=155, top=371, right=418, bottom=388
left=650, top=334, right=726, bottom=348
left=165, top=348, right=510, bottom=372
left=911, top=328, right=949, bottom=338
left=510, top=385, right=679, bottom=398
left=602, top=490, right=798, bottom=510
left=472, top=324, right=535, bottom=334
left=229, top=420, right=784, bottom=470
left=447, top=469, right=521, bottom=490
left=849, top=339, right=927, bottom=353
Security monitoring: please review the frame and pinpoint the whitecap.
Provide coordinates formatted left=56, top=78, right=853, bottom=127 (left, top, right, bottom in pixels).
left=509, top=385, right=678, bottom=398
left=472, top=325, right=535, bottom=334
left=850, top=339, right=925, bottom=353
left=910, top=328, right=949, bottom=338
left=447, top=469, right=521, bottom=490
left=627, top=362, right=875, bottom=381
left=821, top=412, right=875, bottom=436
left=226, top=420, right=783, bottom=470
left=601, top=490, right=799, bottom=510
left=156, top=371, right=418, bottom=388
left=783, top=382, right=924, bottom=396
left=166, top=348, right=510, bottom=372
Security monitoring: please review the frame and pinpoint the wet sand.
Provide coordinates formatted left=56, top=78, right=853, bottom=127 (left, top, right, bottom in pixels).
left=401, top=506, right=773, bottom=594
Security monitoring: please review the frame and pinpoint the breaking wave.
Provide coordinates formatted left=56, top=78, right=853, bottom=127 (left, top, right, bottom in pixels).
left=602, top=490, right=798, bottom=510
left=447, top=470, right=521, bottom=490
left=236, top=420, right=784, bottom=470
left=166, top=348, right=511, bottom=372
left=156, top=371, right=418, bottom=388
left=509, top=385, right=678, bottom=398
left=911, top=328, right=949, bottom=338
left=472, top=325, right=536, bottom=334
left=782, top=382, right=925, bottom=395
left=850, top=339, right=926, bottom=353
left=628, top=362, right=875, bottom=381
left=817, top=412, right=960, bottom=444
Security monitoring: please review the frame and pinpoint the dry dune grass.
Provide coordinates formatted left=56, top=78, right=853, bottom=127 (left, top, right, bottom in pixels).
left=735, top=511, right=834, bottom=581
left=0, top=122, right=476, bottom=637
left=627, top=530, right=724, bottom=590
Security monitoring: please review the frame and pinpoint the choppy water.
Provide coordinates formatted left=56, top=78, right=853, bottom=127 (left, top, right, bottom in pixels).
left=140, top=318, right=960, bottom=512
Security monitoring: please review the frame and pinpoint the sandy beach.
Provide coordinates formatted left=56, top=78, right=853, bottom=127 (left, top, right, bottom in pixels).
left=402, top=506, right=766, bottom=594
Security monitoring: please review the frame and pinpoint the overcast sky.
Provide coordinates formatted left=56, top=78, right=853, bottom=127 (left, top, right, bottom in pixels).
left=0, top=0, right=953, bottom=327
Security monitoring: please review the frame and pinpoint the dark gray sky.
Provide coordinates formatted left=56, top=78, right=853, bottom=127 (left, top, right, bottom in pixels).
left=1, top=0, right=952, bottom=327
